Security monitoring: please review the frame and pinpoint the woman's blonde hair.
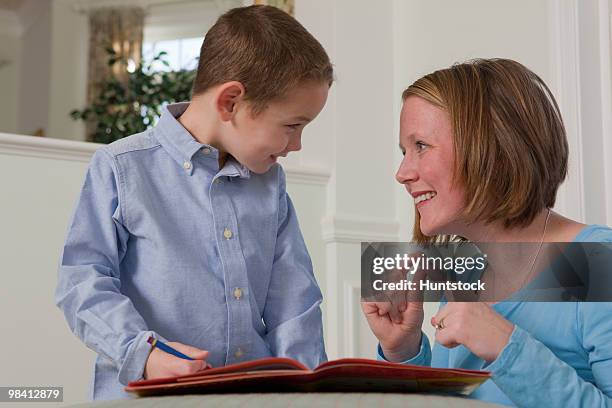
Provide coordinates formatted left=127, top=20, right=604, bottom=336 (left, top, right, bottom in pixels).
left=403, top=59, right=568, bottom=243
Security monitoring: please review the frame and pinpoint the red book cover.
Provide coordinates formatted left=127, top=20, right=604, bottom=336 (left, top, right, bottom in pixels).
left=125, top=357, right=490, bottom=397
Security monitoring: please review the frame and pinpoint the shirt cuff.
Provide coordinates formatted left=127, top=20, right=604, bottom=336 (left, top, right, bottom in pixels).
left=485, top=324, right=527, bottom=376
left=376, top=332, right=431, bottom=366
left=117, top=331, right=166, bottom=385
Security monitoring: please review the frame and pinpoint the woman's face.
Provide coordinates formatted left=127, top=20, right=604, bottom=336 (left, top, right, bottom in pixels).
left=396, top=96, right=467, bottom=236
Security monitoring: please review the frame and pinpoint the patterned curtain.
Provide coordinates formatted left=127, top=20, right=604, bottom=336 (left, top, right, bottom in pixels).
left=253, top=0, right=294, bottom=16
left=86, top=7, right=145, bottom=141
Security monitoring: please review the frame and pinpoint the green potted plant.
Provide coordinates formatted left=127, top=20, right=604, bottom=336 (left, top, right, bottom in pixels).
left=71, top=47, right=196, bottom=144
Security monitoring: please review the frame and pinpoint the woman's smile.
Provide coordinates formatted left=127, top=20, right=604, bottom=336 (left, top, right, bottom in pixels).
left=413, top=191, right=437, bottom=207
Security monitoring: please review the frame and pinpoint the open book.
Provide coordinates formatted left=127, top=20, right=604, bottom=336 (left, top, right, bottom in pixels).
left=125, top=357, right=490, bottom=397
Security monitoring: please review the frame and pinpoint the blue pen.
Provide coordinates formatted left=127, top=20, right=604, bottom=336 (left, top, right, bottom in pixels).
left=147, top=336, right=194, bottom=360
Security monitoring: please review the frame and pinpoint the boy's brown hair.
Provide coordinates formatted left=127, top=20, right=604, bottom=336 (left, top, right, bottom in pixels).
left=403, top=58, right=568, bottom=243
left=192, top=5, right=333, bottom=114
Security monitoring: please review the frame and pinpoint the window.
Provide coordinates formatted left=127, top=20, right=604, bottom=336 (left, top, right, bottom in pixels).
left=142, top=37, right=203, bottom=72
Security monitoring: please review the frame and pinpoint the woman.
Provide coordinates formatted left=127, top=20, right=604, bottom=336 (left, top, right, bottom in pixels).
left=362, top=59, right=612, bottom=407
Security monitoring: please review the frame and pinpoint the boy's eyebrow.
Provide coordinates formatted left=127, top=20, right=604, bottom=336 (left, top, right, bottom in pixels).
left=289, top=115, right=312, bottom=123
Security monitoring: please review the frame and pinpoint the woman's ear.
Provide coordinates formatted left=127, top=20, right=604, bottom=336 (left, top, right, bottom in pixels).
left=215, top=81, right=246, bottom=122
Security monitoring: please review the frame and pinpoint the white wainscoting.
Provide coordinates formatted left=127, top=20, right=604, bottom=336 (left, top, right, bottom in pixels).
left=321, top=215, right=398, bottom=359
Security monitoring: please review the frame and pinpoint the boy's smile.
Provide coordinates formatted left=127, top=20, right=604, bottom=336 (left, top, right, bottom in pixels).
left=177, top=80, right=330, bottom=174
left=227, top=81, right=330, bottom=174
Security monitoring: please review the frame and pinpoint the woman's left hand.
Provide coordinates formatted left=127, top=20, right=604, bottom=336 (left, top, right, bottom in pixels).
left=431, top=302, right=514, bottom=363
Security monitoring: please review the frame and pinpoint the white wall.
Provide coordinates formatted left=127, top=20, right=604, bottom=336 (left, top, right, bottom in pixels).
left=0, top=143, right=94, bottom=408
left=47, top=0, right=89, bottom=141
left=0, top=0, right=88, bottom=140
left=296, top=0, right=400, bottom=359
left=0, top=33, right=22, bottom=134
left=143, top=0, right=236, bottom=43
left=575, top=0, right=612, bottom=225
left=18, top=0, right=52, bottom=136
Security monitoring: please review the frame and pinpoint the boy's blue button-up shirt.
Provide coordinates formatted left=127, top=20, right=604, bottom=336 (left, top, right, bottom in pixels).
left=55, top=102, right=326, bottom=400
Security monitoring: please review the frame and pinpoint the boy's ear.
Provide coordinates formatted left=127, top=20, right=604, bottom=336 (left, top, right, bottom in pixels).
left=216, top=81, right=246, bottom=121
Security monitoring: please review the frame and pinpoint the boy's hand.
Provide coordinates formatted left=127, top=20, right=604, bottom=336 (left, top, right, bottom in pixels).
left=143, top=342, right=211, bottom=380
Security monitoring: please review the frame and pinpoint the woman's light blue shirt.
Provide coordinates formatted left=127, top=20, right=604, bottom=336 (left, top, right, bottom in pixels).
left=378, top=225, right=612, bottom=407
left=55, top=103, right=326, bottom=400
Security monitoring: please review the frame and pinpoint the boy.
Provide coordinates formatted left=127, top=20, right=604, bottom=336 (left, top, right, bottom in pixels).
left=55, top=5, right=332, bottom=400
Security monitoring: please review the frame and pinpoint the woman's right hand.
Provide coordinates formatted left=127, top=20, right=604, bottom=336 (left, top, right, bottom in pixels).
left=361, top=266, right=426, bottom=362
left=361, top=299, right=424, bottom=362
left=143, top=341, right=210, bottom=380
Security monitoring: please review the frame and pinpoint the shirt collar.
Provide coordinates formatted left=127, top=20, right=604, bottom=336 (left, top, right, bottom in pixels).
left=217, top=156, right=251, bottom=179
left=155, top=102, right=250, bottom=179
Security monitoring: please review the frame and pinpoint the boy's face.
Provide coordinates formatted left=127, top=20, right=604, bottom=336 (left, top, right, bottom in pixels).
left=225, top=81, right=329, bottom=174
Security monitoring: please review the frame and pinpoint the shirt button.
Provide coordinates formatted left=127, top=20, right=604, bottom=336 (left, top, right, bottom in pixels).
left=183, top=161, right=192, bottom=170
left=202, top=147, right=211, bottom=155
left=233, top=287, right=243, bottom=300
left=234, top=348, right=244, bottom=358
left=223, top=228, right=233, bottom=239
